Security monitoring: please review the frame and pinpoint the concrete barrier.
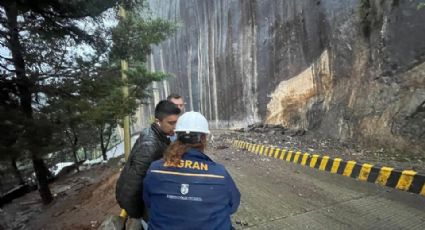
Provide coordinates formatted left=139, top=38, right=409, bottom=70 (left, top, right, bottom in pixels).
left=232, top=140, right=425, bottom=197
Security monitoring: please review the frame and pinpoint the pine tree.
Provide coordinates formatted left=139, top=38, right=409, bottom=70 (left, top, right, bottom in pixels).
left=0, top=0, right=121, bottom=204
left=88, top=4, right=177, bottom=160
left=1, top=0, right=176, bottom=204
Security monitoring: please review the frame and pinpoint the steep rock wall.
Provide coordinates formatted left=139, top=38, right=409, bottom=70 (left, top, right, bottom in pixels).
left=142, top=0, right=425, bottom=154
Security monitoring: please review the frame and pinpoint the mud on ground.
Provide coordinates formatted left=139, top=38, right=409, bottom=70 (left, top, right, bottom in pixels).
left=1, top=129, right=423, bottom=230
left=212, top=127, right=425, bottom=174
left=0, top=159, right=122, bottom=230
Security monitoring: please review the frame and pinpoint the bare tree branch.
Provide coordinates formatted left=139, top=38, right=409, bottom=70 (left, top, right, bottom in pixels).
left=0, top=62, right=15, bottom=72
left=0, top=53, right=13, bottom=62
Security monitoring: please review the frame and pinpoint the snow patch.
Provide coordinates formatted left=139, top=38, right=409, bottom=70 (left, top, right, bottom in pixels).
left=52, top=162, right=75, bottom=176
left=83, top=135, right=138, bottom=165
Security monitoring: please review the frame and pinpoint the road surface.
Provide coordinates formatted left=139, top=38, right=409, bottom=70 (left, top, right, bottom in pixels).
left=209, top=143, right=425, bottom=229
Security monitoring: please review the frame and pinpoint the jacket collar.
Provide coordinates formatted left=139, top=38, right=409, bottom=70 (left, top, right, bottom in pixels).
left=151, top=123, right=171, bottom=144
left=185, top=148, right=214, bottom=162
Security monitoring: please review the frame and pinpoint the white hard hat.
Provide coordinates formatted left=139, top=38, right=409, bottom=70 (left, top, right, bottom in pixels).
left=175, top=111, right=210, bottom=134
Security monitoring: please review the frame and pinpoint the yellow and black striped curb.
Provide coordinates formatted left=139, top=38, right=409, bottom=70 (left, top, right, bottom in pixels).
left=231, top=140, right=425, bottom=197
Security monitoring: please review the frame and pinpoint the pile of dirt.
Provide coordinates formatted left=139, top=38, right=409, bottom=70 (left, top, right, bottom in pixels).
left=0, top=158, right=123, bottom=230
left=2, top=129, right=423, bottom=230
left=214, top=127, right=425, bottom=174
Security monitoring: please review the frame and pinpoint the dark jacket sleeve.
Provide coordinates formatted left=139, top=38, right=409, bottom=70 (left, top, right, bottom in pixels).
left=225, top=170, right=241, bottom=215
left=128, top=137, right=159, bottom=177
left=115, top=133, right=161, bottom=218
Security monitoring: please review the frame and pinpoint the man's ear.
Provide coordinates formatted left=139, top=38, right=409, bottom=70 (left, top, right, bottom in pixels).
left=201, top=134, right=207, bottom=143
left=155, top=118, right=161, bottom=126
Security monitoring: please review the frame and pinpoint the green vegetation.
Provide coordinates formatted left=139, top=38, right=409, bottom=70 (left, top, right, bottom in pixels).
left=0, top=0, right=176, bottom=204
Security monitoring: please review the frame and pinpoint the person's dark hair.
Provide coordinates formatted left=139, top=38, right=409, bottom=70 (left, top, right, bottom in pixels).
left=166, top=93, right=182, bottom=101
left=154, top=100, right=180, bottom=120
left=177, top=132, right=203, bottom=144
left=164, top=135, right=206, bottom=166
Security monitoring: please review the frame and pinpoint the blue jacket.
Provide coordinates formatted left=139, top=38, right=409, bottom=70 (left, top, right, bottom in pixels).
left=143, top=149, right=241, bottom=230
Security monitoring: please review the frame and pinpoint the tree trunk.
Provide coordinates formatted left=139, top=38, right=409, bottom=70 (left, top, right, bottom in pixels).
left=83, top=147, right=88, bottom=161
left=72, top=149, right=80, bottom=172
left=11, top=157, right=25, bottom=185
left=101, top=147, right=108, bottom=161
left=72, top=135, right=80, bottom=172
left=4, top=1, right=32, bottom=117
left=5, top=1, right=53, bottom=205
left=32, top=154, right=53, bottom=204
left=100, top=125, right=108, bottom=161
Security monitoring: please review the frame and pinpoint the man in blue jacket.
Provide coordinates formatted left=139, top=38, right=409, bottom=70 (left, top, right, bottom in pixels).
left=143, top=111, right=241, bottom=230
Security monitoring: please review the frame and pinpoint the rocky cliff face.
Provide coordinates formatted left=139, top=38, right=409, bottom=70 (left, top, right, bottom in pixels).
left=143, top=0, right=425, bottom=154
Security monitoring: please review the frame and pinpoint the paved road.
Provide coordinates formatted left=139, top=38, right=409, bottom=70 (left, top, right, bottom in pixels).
left=209, top=144, right=425, bottom=230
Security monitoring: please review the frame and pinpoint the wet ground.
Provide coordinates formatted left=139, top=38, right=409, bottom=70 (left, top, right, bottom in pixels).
left=0, top=159, right=122, bottom=230
left=1, top=130, right=424, bottom=229
left=219, top=128, right=425, bottom=174
left=210, top=132, right=425, bottom=229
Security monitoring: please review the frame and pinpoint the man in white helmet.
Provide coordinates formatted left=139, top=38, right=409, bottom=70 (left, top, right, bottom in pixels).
left=143, top=111, right=241, bottom=230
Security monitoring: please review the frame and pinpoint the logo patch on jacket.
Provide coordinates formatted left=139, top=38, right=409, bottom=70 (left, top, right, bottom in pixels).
left=180, top=184, right=189, bottom=195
